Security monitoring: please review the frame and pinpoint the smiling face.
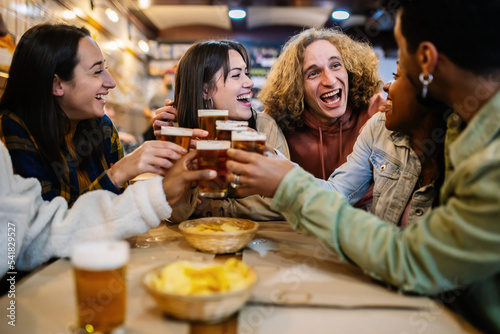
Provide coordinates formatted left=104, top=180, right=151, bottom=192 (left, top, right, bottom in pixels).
left=57, top=36, right=116, bottom=121
left=302, top=39, right=349, bottom=125
left=383, top=62, right=424, bottom=133
left=208, top=49, right=254, bottom=121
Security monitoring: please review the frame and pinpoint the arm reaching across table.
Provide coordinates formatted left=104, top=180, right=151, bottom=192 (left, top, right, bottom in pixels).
left=0, top=145, right=216, bottom=275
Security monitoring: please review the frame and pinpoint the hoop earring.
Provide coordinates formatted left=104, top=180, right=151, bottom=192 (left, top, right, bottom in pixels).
left=419, top=73, right=433, bottom=99
left=203, top=98, right=213, bottom=109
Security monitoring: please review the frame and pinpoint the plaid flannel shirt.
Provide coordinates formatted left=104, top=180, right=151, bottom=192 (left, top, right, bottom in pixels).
left=0, top=112, right=125, bottom=207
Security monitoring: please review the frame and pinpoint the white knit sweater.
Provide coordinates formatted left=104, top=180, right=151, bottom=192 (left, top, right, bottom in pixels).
left=0, top=142, right=172, bottom=276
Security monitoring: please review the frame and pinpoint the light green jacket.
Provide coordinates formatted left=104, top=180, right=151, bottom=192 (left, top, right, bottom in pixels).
left=272, top=92, right=500, bottom=333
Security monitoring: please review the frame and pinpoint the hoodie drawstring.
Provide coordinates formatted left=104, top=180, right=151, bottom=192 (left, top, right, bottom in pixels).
left=319, top=126, right=326, bottom=180
left=339, top=119, right=343, bottom=164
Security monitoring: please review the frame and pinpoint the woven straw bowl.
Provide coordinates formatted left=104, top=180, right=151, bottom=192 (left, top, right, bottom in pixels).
left=179, top=218, right=259, bottom=254
left=142, top=263, right=257, bottom=322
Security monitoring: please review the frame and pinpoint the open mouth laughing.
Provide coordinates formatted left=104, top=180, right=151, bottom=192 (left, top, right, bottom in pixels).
left=95, top=93, right=107, bottom=101
left=237, top=93, right=252, bottom=106
left=320, top=89, right=341, bottom=105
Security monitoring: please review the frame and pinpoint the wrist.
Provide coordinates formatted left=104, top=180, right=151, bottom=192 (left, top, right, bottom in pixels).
left=107, top=165, right=126, bottom=188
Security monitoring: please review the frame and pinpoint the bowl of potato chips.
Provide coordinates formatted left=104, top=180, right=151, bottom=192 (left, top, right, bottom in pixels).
left=179, top=217, right=259, bottom=254
left=142, top=259, right=256, bottom=322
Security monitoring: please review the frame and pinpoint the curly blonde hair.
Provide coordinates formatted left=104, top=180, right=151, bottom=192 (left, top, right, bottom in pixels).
left=258, top=28, right=382, bottom=134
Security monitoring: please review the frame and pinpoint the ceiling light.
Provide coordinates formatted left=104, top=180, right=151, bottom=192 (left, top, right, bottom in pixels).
left=63, top=10, right=76, bottom=19
left=138, top=40, right=149, bottom=53
left=332, top=10, right=350, bottom=20
left=138, top=0, right=150, bottom=9
left=105, top=8, right=119, bottom=22
left=105, top=41, right=119, bottom=51
left=228, top=9, right=246, bottom=19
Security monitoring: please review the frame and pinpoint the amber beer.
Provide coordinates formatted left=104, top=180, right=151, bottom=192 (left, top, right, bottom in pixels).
left=231, top=130, right=267, bottom=154
left=161, top=126, right=193, bottom=152
left=196, top=140, right=231, bottom=198
left=198, top=109, right=229, bottom=140
left=216, top=120, right=248, bottom=141
left=72, top=241, right=130, bottom=333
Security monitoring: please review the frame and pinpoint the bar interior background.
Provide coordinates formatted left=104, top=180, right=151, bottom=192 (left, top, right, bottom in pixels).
left=0, top=0, right=397, bottom=138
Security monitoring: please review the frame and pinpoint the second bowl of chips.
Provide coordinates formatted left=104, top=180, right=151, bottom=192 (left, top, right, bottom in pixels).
left=179, top=217, right=259, bottom=254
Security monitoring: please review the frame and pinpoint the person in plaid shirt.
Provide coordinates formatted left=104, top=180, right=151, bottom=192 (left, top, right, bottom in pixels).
left=0, top=24, right=192, bottom=206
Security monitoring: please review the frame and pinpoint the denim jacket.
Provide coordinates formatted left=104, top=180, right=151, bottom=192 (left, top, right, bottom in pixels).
left=317, top=112, right=438, bottom=225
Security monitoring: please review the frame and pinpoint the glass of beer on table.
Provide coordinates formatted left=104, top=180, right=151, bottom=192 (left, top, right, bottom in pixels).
left=216, top=120, right=248, bottom=141
left=196, top=140, right=231, bottom=198
left=161, top=126, right=193, bottom=152
left=71, top=241, right=130, bottom=334
left=198, top=109, right=228, bottom=140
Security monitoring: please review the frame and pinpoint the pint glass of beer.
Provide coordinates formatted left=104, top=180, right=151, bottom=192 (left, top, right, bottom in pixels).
left=198, top=109, right=229, bottom=140
left=196, top=140, right=231, bottom=198
left=231, top=130, right=267, bottom=154
left=215, top=120, right=248, bottom=141
left=72, top=241, right=130, bottom=333
left=161, top=126, right=193, bottom=152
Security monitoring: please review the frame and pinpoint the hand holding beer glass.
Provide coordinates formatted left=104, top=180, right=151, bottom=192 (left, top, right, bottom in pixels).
left=198, top=109, right=228, bottom=140
left=230, top=131, right=267, bottom=187
left=196, top=140, right=231, bottom=198
left=161, top=126, right=193, bottom=153
left=72, top=241, right=130, bottom=333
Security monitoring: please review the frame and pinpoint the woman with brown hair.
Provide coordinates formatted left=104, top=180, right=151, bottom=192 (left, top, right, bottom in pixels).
left=0, top=24, right=186, bottom=206
left=152, top=39, right=288, bottom=221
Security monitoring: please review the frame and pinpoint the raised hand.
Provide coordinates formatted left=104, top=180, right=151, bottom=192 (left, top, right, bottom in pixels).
left=162, top=150, right=216, bottom=205
left=108, top=140, right=187, bottom=186
left=226, top=149, right=294, bottom=198
left=153, top=99, right=177, bottom=138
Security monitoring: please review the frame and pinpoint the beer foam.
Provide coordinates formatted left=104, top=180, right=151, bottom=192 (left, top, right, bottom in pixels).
left=161, top=126, right=193, bottom=136
left=196, top=140, right=231, bottom=150
left=71, top=241, right=130, bottom=270
left=198, top=109, right=229, bottom=117
left=216, top=120, right=248, bottom=130
left=232, top=130, right=267, bottom=141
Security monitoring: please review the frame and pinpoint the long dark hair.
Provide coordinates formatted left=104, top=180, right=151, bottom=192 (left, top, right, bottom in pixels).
left=0, top=24, right=106, bottom=173
left=175, top=39, right=256, bottom=130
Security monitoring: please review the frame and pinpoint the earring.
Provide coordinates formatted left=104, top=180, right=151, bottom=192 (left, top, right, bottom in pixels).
left=203, top=98, right=213, bottom=109
left=419, top=73, right=434, bottom=99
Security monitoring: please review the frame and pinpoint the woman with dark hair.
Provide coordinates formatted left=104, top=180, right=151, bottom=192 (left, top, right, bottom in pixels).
left=152, top=39, right=288, bottom=221
left=0, top=24, right=187, bottom=206
left=315, top=62, right=448, bottom=226
left=154, top=39, right=288, bottom=156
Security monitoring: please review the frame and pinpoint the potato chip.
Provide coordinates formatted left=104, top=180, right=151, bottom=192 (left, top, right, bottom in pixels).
left=151, top=259, right=253, bottom=295
left=186, top=221, right=243, bottom=233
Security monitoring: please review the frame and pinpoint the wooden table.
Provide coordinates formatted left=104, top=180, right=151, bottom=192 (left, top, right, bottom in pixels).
left=0, top=221, right=479, bottom=334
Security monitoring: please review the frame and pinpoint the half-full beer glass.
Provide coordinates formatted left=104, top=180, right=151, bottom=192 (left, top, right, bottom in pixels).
left=72, top=241, right=130, bottom=333
left=161, top=126, right=193, bottom=152
left=196, top=140, right=231, bottom=198
left=215, top=120, right=248, bottom=141
left=198, top=109, right=229, bottom=140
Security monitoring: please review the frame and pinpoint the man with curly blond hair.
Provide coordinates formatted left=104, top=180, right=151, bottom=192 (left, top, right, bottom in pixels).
left=259, top=28, right=384, bottom=183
